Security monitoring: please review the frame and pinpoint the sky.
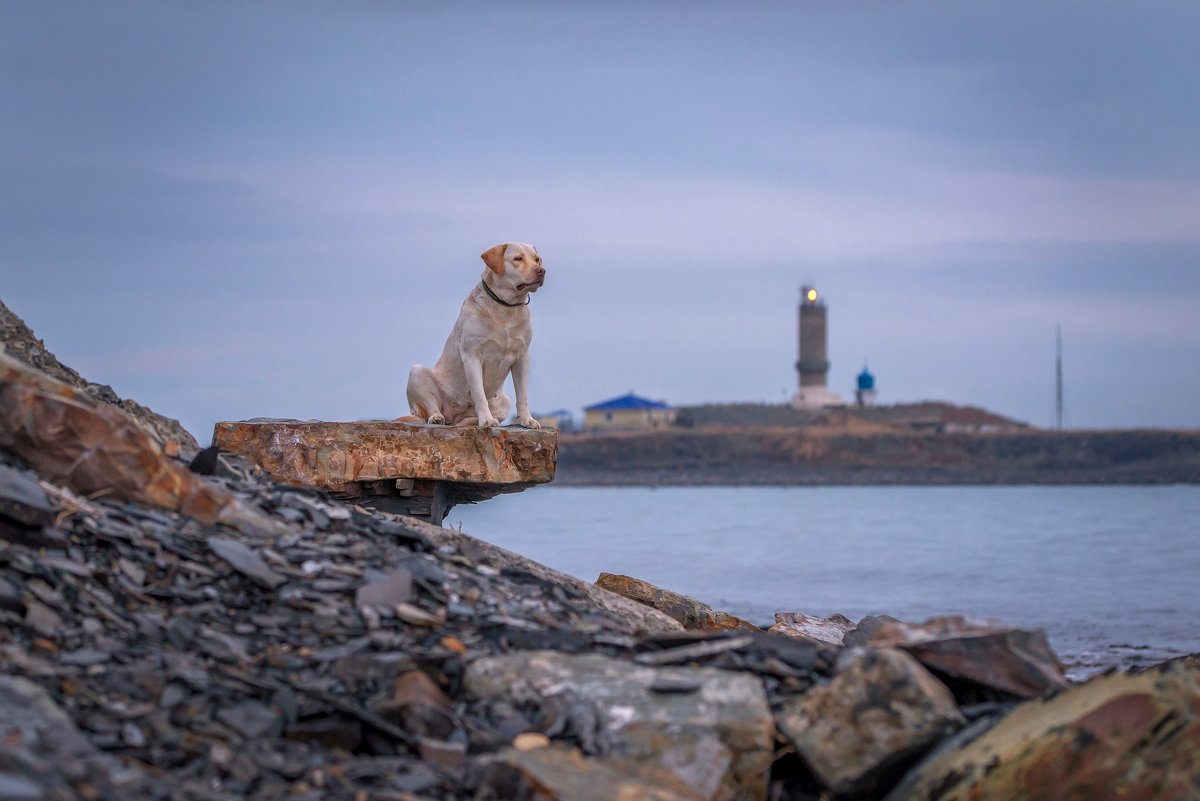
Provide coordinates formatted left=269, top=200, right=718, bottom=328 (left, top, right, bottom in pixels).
left=3, top=1, right=1198, bottom=440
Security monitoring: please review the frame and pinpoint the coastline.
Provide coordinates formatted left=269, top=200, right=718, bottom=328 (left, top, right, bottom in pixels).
left=556, top=427, right=1200, bottom=486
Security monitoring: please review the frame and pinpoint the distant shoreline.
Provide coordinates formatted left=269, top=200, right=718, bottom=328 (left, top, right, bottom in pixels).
left=554, top=427, right=1200, bottom=486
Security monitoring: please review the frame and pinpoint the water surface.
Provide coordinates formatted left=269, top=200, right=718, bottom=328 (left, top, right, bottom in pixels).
left=453, top=485, right=1200, bottom=676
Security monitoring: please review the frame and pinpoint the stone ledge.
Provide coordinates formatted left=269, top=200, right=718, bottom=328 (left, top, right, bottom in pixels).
left=213, top=420, right=557, bottom=522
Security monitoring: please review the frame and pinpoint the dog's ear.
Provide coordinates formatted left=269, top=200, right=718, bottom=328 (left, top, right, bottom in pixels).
left=481, top=244, right=507, bottom=275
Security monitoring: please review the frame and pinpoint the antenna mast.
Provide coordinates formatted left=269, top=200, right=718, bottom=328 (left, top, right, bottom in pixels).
left=1055, top=325, right=1063, bottom=430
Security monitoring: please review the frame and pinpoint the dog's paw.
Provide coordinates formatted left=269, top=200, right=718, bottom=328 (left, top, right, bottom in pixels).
left=426, top=414, right=446, bottom=425
left=517, top=414, right=542, bottom=430
left=477, top=415, right=500, bottom=428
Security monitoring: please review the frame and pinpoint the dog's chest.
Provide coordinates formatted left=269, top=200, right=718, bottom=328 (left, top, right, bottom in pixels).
left=474, top=313, right=530, bottom=363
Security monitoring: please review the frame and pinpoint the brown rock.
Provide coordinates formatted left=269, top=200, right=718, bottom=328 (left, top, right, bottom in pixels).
left=0, top=354, right=282, bottom=537
left=374, top=670, right=456, bottom=739
left=212, top=419, right=556, bottom=493
left=1, top=299, right=198, bottom=451
left=777, top=648, right=964, bottom=796
left=869, top=615, right=1068, bottom=700
left=768, top=611, right=853, bottom=646
left=477, top=745, right=704, bottom=801
left=883, top=659, right=1200, bottom=801
left=595, top=573, right=758, bottom=632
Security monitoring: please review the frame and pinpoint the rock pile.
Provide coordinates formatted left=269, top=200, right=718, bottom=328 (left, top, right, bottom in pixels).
left=3, top=299, right=1199, bottom=801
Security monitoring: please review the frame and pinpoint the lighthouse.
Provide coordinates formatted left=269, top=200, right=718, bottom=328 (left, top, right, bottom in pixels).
left=791, top=285, right=844, bottom=409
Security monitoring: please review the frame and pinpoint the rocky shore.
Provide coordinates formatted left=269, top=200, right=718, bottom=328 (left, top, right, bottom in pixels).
left=3, top=301, right=1200, bottom=800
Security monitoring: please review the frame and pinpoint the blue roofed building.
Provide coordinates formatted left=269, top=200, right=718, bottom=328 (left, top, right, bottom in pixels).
left=583, top=393, right=676, bottom=432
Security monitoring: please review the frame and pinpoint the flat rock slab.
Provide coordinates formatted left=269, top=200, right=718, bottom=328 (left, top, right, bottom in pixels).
left=213, top=419, right=557, bottom=501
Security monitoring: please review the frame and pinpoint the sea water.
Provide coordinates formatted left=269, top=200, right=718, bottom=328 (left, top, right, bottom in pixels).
left=452, top=485, right=1200, bottom=676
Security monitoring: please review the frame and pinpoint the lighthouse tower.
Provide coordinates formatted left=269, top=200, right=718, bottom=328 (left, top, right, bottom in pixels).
left=791, top=285, right=844, bottom=409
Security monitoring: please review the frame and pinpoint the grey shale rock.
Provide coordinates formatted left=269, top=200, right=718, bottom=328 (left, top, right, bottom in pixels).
left=417, top=523, right=683, bottom=635
left=0, top=675, right=145, bottom=797
left=355, top=568, right=414, bottom=612
left=778, top=648, right=965, bottom=797
left=465, top=651, right=773, bottom=801
left=0, top=463, right=53, bottom=528
left=207, top=536, right=287, bottom=589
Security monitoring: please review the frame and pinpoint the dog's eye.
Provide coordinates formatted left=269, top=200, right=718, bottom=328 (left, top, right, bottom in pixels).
left=513, top=255, right=524, bottom=261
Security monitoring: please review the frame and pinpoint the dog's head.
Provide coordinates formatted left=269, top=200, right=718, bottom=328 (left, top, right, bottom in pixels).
left=481, top=242, right=545, bottom=295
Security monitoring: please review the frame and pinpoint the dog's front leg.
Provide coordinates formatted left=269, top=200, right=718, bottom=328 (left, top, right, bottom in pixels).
left=462, top=353, right=500, bottom=427
left=511, top=352, right=541, bottom=429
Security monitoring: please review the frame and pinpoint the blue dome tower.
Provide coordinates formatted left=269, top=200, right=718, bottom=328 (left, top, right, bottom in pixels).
left=855, top=364, right=877, bottom=406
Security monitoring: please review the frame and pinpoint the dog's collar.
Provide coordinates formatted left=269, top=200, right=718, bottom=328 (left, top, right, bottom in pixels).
left=481, top=279, right=529, bottom=307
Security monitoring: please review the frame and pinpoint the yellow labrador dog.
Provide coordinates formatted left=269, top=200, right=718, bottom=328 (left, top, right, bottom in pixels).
left=406, top=243, right=545, bottom=428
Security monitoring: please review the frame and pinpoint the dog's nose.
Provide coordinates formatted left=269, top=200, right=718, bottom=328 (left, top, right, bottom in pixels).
left=535, top=267, right=545, bottom=278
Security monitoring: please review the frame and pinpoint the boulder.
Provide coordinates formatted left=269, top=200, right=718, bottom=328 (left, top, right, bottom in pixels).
left=883, top=659, right=1200, bottom=801
left=464, top=651, right=773, bottom=801
left=768, top=611, right=854, bottom=646
left=476, top=745, right=704, bottom=801
left=870, top=615, right=1068, bottom=700
left=777, top=648, right=964, bottom=797
left=595, top=573, right=759, bottom=632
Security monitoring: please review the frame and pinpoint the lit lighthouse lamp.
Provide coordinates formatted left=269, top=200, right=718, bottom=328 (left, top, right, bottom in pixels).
left=791, top=284, right=844, bottom=409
